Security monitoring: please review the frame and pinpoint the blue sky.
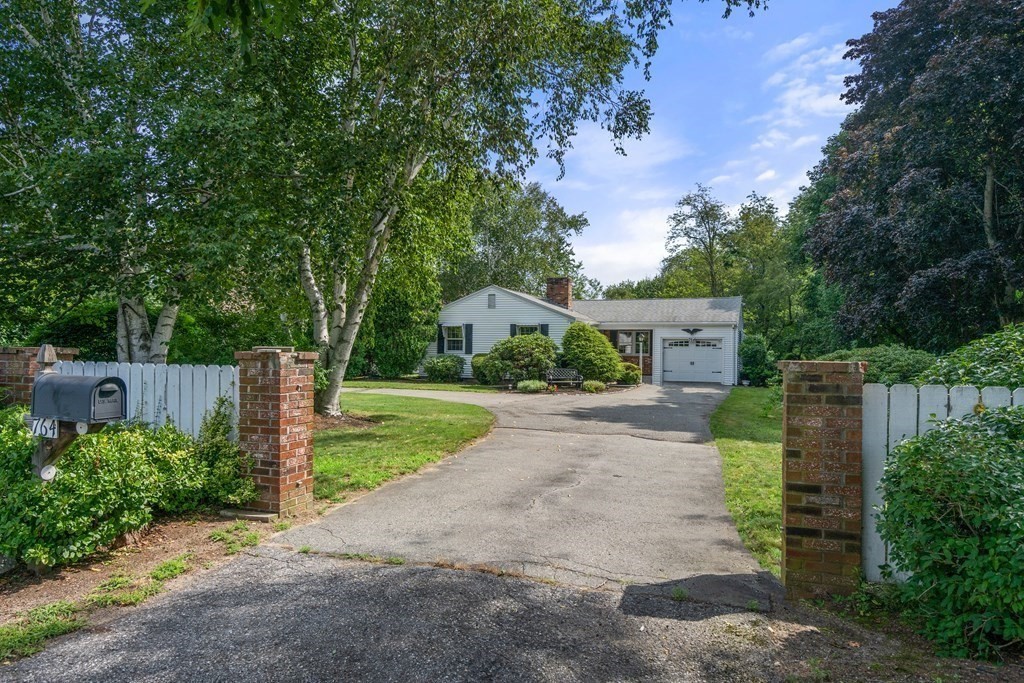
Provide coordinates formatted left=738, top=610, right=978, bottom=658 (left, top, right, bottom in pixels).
left=528, top=0, right=897, bottom=287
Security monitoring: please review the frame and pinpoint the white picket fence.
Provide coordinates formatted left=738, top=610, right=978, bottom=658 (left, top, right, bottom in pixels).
left=862, top=383, right=1024, bottom=581
left=55, top=361, right=239, bottom=439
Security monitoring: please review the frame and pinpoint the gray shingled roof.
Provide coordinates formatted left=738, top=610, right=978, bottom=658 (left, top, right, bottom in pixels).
left=493, top=286, right=597, bottom=322
left=571, top=296, right=742, bottom=324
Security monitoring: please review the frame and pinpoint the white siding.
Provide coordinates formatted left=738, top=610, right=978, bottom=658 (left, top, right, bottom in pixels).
left=651, top=324, right=739, bottom=386
left=424, top=286, right=579, bottom=377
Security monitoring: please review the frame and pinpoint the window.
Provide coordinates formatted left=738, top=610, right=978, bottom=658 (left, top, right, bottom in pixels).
left=444, top=325, right=464, bottom=352
left=695, top=339, right=721, bottom=349
left=516, top=325, right=539, bottom=336
left=487, top=293, right=496, bottom=309
left=616, top=330, right=650, bottom=355
left=666, top=340, right=690, bottom=348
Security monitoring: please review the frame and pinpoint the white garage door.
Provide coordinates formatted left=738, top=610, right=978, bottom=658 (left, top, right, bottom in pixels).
left=662, top=339, right=724, bottom=383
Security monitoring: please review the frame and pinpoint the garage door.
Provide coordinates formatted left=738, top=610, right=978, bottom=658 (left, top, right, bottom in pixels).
left=662, top=339, right=723, bottom=383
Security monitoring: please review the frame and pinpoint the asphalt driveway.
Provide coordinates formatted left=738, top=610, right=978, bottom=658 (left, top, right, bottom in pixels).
left=278, top=383, right=776, bottom=607
left=1, top=383, right=789, bottom=683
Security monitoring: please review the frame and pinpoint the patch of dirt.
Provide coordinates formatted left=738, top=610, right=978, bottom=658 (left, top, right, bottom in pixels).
left=767, top=601, right=1024, bottom=682
left=314, top=413, right=379, bottom=431
left=0, top=506, right=327, bottom=625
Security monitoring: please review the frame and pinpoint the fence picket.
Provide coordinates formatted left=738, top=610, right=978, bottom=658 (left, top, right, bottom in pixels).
left=887, top=384, right=918, bottom=452
left=949, top=386, right=980, bottom=419
left=981, top=386, right=1011, bottom=409
left=917, top=385, right=948, bottom=436
left=1014, top=388, right=1024, bottom=406
left=861, top=383, right=889, bottom=583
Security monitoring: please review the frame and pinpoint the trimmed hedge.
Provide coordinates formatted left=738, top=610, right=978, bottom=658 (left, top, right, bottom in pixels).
left=470, top=354, right=492, bottom=384
left=561, top=322, right=621, bottom=383
left=481, top=334, right=557, bottom=384
left=878, top=406, right=1024, bottom=658
left=424, top=354, right=465, bottom=383
left=582, top=380, right=606, bottom=393
left=0, top=401, right=256, bottom=568
left=516, top=380, right=547, bottom=393
left=618, top=362, right=641, bottom=386
left=819, top=344, right=935, bottom=386
left=919, top=323, right=1024, bottom=388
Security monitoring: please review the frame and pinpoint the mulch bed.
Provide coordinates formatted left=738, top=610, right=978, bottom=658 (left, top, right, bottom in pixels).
left=314, top=413, right=379, bottom=431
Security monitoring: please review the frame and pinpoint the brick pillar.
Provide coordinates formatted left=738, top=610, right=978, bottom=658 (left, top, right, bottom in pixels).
left=235, top=347, right=318, bottom=516
left=0, top=346, right=79, bottom=406
left=779, top=360, right=865, bottom=600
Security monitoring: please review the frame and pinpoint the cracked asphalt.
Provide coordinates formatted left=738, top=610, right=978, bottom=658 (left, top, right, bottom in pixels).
left=2, top=383, right=786, bottom=682
left=280, top=384, right=776, bottom=607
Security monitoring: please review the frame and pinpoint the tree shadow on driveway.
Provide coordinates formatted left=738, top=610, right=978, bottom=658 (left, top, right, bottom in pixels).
left=561, top=385, right=730, bottom=442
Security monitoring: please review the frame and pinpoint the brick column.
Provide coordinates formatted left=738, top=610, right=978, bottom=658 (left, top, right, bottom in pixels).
left=235, top=347, right=318, bottom=516
left=0, top=346, right=78, bottom=406
left=779, top=361, right=865, bottom=600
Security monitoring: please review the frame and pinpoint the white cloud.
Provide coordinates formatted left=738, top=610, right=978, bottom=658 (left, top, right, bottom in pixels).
left=791, top=134, right=819, bottom=150
left=572, top=206, right=672, bottom=284
left=765, top=32, right=819, bottom=62
left=562, top=123, right=693, bottom=182
left=708, top=174, right=734, bottom=185
left=756, top=169, right=777, bottom=182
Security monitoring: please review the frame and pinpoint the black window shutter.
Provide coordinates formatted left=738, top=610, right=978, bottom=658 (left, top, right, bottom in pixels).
left=510, top=323, right=517, bottom=337
left=464, top=324, right=473, bottom=354
left=437, top=324, right=445, bottom=354
left=539, top=324, right=549, bottom=337
left=609, top=330, right=619, bottom=346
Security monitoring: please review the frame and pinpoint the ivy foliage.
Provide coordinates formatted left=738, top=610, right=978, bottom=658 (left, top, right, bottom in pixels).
left=919, top=324, right=1024, bottom=389
left=819, top=345, right=935, bottom=386
left=0, top=401, right=255, bottom=568
left=878, top=407, right=1024, bottom=658
left=561, top=323, right=621, bottom=383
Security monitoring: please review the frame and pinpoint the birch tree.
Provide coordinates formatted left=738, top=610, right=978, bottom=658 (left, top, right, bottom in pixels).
left=256, top=1, right=764, bottom=415
left=0, top=0, right=250, bottom=362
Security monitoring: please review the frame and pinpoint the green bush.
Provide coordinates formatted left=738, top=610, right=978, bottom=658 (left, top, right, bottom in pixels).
left=195, top=398, right=258, bottom=508
left=618, top=362, right=641, bottom=385
left=484, top=334, right=557, bottom=383
left=819, top=344, right=935, bottom=386
left=561, top=322, right=621, bottom=383
left=516, top=380, right=547, bottom=393
left=739, top=334, right=777, bottom=387
left=470, top=354, right=493, bottom=384
left=0, top=402, right=256, bottom=568
left=878, top=407, right=1024, bottom=658
left=919, top=323, right=1024, bottom=388
left=582, top=380, right=606, bottom=393
left=423, top=354, right=466, bottom=383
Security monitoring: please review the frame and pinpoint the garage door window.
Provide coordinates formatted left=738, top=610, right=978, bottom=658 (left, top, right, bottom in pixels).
left=694, top=340, right=720, bottom=349
left=666, top=340, right=689, bottom=348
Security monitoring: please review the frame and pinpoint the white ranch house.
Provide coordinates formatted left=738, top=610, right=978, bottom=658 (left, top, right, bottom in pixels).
left=426, top=278, right=743, bottom=386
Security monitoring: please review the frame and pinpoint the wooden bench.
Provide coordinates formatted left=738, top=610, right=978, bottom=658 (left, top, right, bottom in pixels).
left=545, top=368, right=583, bottom=387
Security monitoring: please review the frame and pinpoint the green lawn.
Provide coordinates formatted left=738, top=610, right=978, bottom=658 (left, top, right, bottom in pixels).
left=709, top=387, right=783, bottom=576
left=344, top=379, right=498, bottom=393
left=314, top=393, right=495, bottom=500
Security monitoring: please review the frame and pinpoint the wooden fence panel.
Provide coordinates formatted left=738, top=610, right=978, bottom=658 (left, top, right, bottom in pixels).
left=53, top=361, right=238, bottom=439
left=862, top=382, right=1023, bottom=583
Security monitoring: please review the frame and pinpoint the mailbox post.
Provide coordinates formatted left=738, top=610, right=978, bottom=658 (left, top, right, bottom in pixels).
left=26, top=345, right=127, bottom=480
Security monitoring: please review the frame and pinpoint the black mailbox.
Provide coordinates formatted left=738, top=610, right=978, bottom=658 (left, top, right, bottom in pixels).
left=30, top=374, right=127, bottom=424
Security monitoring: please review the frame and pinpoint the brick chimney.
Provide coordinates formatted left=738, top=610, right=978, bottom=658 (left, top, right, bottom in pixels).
left=546, top=277, right=572, bottom=309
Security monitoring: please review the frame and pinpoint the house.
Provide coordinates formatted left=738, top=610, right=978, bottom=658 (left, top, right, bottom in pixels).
left=428, top=278, right=743, bottom=386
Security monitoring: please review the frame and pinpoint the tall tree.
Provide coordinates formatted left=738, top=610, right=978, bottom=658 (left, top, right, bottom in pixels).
left=281, top=1, right=765, bottom=415
left=439, top=181, right=599, bottom=301
left=0, top=0, right=254, bottom=362
left=809, top=0, right=1024, bottom=351
left=665, top=184, right=734, bottom=297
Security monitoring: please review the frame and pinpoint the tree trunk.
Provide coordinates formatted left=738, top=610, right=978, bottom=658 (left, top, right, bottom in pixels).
left=115, top=296, right=179, bottom=363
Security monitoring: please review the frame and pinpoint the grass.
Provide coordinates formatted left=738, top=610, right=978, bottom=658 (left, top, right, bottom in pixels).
left=314, top=393, right=494, bottom=500
left=0, top=602, right=84, bottom=661
left=344, top=379, right=498, bottom=393
left=1, top=553, right=197, bottom=663
left=209, top=521, right=260, bottom=555
left=709, top=387, right=783, bottom=576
